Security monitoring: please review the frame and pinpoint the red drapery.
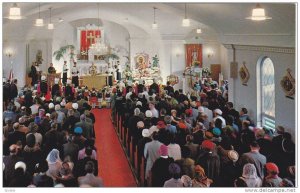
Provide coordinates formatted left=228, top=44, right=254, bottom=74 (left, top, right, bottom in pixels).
left=185, top=44, right=202, bottom=68
left=80, top=30, right=101, bottom=52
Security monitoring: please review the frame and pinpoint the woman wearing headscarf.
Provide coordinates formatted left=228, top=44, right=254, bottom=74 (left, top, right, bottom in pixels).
left=163, top=163, right=183, bottom=187
left=263, top=162, right=282, bottom=187
left=237, top=163, right=262, bottom=187
left=46, top=148, right=63, bottom=179
left=192, top=165, right=213, bottom=187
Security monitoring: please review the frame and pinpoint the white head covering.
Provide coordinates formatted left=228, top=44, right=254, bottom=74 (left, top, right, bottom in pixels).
left=48, top=103, right=54, bottom=109
left=136, top=101, right=142, bottom=106
left=142, top=129, right=151, bottom=137
left=242, top=163, right=258, bottom=179
left=46, top=149, right=61, bottom=164
left=228, top=150, right=239, bottom=162
left=55, top=104, right=61, bottom=111
left=15, top=161, right=26, bottom=172
left=149, top=125, right=159, bottom=135
left=134, top=108, right=140, bottom=116
left=145, top=110, right=152, bottom=118
left=137, top=121, right=144, bottom=128
left=41, top=75, right=46, bottom=81
left=214, top=108, right=223, bottom=115
left=60, top=101, right=66, bottom=107
left=72, top=103, right=78, bottom=110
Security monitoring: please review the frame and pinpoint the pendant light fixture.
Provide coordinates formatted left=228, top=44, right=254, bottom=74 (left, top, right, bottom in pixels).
left=182, top=3, right=190, bottom=27
left=35, top=3, right=44, bottom=26
left=196, top=28, right=202, bottom=34
left=152, top=7, right=158, bottom=29
left=48, top=7, right=54, bottom=29
left=7, top=3, right=22, bottom=20
left=246, top=4, right=272, bottom=21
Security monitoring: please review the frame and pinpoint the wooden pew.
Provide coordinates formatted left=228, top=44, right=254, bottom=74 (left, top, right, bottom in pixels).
left=140, top=156, right=145, bottom=186
left=134, top=145, right=139, bottom=177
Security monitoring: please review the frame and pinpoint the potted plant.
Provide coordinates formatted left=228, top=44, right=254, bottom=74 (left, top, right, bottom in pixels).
left=53, top=45, right=75, bottom=61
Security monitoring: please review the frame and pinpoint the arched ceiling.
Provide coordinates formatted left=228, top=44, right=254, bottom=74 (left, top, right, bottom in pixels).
left=2, top=2, right=295, bottom=46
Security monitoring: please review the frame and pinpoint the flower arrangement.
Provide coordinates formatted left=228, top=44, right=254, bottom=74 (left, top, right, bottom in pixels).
left=192, top=60, right=201, bottom=67
left=202, top=67, right=211, bottom=76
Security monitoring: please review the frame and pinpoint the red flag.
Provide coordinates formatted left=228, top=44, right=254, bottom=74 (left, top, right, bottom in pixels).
left=45, top=86, right=51, bottom=101
left=8, top=69, right=14, bottom=82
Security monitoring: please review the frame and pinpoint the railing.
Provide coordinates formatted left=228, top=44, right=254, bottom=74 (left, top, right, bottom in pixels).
left=114, top=111, right=146, bottom=187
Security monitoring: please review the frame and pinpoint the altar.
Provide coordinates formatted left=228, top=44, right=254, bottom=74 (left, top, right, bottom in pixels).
left=80, top=74, right=113, bottom=90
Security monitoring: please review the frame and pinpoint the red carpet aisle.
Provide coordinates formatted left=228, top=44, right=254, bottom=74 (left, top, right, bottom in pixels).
left=92, top=109, right=137, bottom=187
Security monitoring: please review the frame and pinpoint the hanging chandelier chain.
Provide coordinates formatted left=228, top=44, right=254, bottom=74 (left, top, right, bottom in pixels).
left=38, top=3, right=41, bottom=18
left=185, top=3, right=187, bottom=19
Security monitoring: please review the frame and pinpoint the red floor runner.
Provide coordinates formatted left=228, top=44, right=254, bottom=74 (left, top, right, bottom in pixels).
left=92, top=109, right=137, bottom=187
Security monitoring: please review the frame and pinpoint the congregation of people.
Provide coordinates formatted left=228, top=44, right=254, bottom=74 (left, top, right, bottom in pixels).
left=112, top=78, right=295, bottom=187
left=2, top=72, right=296, bottom=188
left=3, top=75, right=104, bottom=187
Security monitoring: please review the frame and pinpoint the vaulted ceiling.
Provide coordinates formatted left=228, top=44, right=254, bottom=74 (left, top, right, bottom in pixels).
left=2, top=2, right=296, bottom=47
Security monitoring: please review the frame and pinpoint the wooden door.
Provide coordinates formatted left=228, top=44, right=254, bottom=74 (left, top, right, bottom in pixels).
left=210, top=64, right=221, bottom=82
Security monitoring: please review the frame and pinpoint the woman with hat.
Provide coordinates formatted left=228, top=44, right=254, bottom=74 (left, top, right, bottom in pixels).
left=192, top=165, right=213, bottom=187
left=151, top=144, right=174, bottom=187
left=163, top=163, right=183, bottom=187
left=263, top=162, right=282, bottom=187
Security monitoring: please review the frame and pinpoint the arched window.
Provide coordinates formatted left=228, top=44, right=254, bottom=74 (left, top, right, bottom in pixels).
left=260, top=57, right=275, bottom=130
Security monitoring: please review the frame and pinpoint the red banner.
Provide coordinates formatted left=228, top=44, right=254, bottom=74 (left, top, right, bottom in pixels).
left=80, top=30, right=101, bottom=52
left=185, top=44, right=202, bottom=68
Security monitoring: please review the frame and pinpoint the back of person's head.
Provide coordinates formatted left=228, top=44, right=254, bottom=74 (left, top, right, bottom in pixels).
left=85, top=147, right=93, bottom=157
left=26, top=133, right=36, bottom=148
left=227, top=102, right=234, bottom=109
left=85, top=161, right=95, bottom=174
left=234, top=177, right=247, bottom=187
left=215, top=118, right=223, bottom=129
left=186, top=135, right=193, bottom=143
left=250, top=141, right=260, bottom=149
left=168, top=163, right=181, bottom=179
left=241, top=108, right=248, bottom=114
left=152, top=131, right=159, bottom=140
left=160, top=108, right=166, bottom=116
left=181, top=146, right=191, bottom=158
left=36, top=160, right=49, bottom=173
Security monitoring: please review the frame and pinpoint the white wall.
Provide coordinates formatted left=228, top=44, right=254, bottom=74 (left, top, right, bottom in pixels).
left=3, top=40, right=27, bottom=87
left=224, top=45, right=295, bottom=138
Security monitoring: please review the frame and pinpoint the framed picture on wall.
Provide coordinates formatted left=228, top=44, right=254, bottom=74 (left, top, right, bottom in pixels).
left=185, top=44, right=202, bottom=67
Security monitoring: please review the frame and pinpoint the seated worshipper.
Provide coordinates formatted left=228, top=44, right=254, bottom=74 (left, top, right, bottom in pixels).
left=137, top=129, right=152, bottom=160
left=196, top=140, right=220, bottom=183
left=144, top=132, right=162, bottom=183
left=151, top=144, right=174, bottom=187
left=163, top=163, right=184, bottom=187
left=167, top=135, right=182, bottom=161
left=55, top=161, right=78, bottom=187
left=8, top=161, right=32, bottom=187
left=192, top=165, right=213, bottom=187
left=78, top=139, right=97, bottom=160
left=46, top=149, right=63, bottom=179
left=263, top=162, right=282, bottom=187
left=32, top=160, right=54, bottom=187
left=77, top=161, right=103, bottom=187
left=213, top=109, right=226, bottom=128
left=185, top=135, right=199, bottom=160
left=237, top=163, right=262, bottom=187
left=22, top=133, right=42, bottom=176
left=218, top=149, right=240, bottom=187
left=175, top=146, right=195, bottom=179
left=181, top=175, right=193, bottom=187
left=3, top=144, right=24, bottom=185
left=280, top=178, right=294, bottom=187
left=74, top=147, right=98, bottom=177
left=239, top=107, right=254, bottom=126
left=165, top=115, right=177, bottom=135
left=63, top=135, right=79, bottom=164
left=48, top=63, right=56, bottom=74
left=238, top=141, right=266, bottom=179
left=75, top=114, right=94, bottom=139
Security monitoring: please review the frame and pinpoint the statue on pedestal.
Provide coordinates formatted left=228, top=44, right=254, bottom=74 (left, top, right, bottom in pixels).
left=89, top=63, right=98, bottom=76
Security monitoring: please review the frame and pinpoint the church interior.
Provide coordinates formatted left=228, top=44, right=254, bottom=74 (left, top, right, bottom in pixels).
left=2, top=2, right=296, bottom=188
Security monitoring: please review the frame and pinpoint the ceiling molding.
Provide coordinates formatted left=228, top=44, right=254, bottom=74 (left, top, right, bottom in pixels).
left=223, top=44, right=295, bottom=54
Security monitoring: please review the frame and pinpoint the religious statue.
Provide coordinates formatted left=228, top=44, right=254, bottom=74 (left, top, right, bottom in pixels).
left=36, top=50, right=43, bottom=65
left=152, top=55, right=159, bottom=67
left=192, top=48, right=198, bottom=63
left=89, top=62, right=98, bottom=76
